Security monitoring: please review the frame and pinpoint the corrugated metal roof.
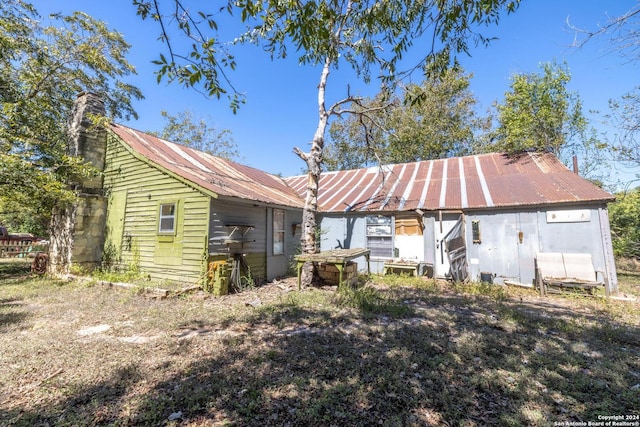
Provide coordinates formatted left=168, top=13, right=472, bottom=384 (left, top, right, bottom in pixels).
left=108, top=125, right=613, bottom=213
left=284, top=152, right=614, bottom=213
left=109, top=124, right=305, bottom=208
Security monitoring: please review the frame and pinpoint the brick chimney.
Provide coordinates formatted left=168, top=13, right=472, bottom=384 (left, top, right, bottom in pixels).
left=48, top=93, right=108, bottom=275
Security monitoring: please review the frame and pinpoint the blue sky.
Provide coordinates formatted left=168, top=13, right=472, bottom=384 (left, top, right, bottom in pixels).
left=32, top=1, right=640, bottom=185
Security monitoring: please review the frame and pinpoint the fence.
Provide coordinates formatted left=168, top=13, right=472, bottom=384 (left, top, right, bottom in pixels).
left=0, top=240, right=49, bottom=259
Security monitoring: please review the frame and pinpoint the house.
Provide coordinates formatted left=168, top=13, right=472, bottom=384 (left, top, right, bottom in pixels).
left=65, top=93, right=304, bottom=286
left=284, top=153, right=618, bottom=293
left=64, top=93, right=618, bottom=293
left=102, top=124, right=304, bottom=285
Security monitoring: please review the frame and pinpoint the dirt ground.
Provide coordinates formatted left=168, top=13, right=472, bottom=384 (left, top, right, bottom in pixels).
left=1, top=263, right=639, bottom=426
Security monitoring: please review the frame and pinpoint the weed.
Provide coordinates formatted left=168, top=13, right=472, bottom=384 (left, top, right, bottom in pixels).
left=448, top=279, right=508, bottom=301
left=1, top=266, right=639, bottom=426
left=333, top=284, right=413, bottom=317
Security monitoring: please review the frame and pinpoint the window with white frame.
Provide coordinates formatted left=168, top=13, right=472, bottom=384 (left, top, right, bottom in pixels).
left=366, top=215, right=394, bottom=257
left=158, top=203, right=176, bottom=234
left=273, top=209, right=285, bottom=255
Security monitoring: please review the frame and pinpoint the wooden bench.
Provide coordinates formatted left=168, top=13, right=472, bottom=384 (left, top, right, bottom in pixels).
left=383, top=261, right=433, bottom=278
left=535, top=252, right=610, bottom=298
left=383, top=261, right=420, bottom=276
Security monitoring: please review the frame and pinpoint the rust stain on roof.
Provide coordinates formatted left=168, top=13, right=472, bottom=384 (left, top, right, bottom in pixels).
left=284, top=152, right=614, bottom=213
left=108, top=124, right=613, bottom=213
left=109, top=124, right=305, bottom=208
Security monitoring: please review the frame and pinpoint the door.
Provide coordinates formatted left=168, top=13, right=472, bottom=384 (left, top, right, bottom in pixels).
left=434, top=213, right=466, bottom=279
left=516, top=212, right=539, bottom=285
left=443, top=216, right=468, bottom=282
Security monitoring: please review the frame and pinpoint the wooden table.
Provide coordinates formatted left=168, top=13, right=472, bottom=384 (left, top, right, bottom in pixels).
left=295, top=248, right=370, bottom=289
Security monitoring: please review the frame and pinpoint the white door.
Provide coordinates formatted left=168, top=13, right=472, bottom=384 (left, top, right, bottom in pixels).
left=434, top=213, right=464, bottom=278
left=443, top=216, right=467, bottom=282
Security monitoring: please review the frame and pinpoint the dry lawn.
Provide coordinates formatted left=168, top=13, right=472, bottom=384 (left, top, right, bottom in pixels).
left=1, top=260, right=639, bottom=426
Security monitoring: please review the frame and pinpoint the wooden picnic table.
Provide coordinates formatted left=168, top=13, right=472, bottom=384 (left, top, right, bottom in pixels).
left=295, top=248, right=370, bottom=289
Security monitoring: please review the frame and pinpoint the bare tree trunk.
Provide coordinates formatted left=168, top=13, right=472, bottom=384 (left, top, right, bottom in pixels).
left=294, top=58, right=331, bottom=287
left=47, top=203, right=76, bottom=277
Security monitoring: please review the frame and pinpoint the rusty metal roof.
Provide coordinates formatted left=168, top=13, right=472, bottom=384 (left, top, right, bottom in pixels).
left=284, top=152, right=614, bottom=213
left=109, top=124, right=305, bottom=208
left=108, top=125, right=612, bottom=213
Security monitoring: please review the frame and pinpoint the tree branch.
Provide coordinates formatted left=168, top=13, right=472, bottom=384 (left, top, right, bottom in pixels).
left=293, top=146, right=309, bottom=162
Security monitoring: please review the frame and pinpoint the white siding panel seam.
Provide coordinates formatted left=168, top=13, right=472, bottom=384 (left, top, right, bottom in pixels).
left=439, top=159, right=448, bottom=208
left=459, top=158, right=468, bottom=208
left=474, top=155, right=494, bottom=207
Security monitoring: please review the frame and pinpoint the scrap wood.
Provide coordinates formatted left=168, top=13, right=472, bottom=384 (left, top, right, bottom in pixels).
left=39, top=368, right=64, bottom=385
left=172, top=285, right=202, bottom=296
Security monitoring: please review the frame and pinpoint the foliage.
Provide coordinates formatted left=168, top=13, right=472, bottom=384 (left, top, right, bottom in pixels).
left=324, top=94, right=389, bottom=171
left=493, top=62, right=605, bottom=176
left=132, top=0, right=243, bottom=111
left=150, top=110, right=240, bottom=160
left=608, top=188, right=640, bottom=258
left=1, top=269, right=639, bottom=425
left=0, top=197, right=49, bottom=237
left=496, top=62, right=581, bottom=156
left=334, top=284, right=413, bottom=317
left=325, top=68, right=489, bottom=170
left=137, top=0, right=520, bottom=111
left=0, top=0, right=142, bottom=233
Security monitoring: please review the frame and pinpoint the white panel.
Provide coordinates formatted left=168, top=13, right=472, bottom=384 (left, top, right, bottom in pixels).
left=546, top=209, right=591, bottom=223
left=395, top=235, right=423, bottom=261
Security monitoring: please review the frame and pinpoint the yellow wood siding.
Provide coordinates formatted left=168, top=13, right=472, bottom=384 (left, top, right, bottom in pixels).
left=103, top=134, right=210, bottom=284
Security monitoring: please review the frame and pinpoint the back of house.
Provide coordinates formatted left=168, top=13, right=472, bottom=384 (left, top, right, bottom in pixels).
left=285, top=152, right=617, bottom=293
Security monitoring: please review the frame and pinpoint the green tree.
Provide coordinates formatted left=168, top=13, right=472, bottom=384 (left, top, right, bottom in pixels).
left=0, top=197, right=50, bottom=237
left=152, top=110, right=240, bottom=161
left=325, top=68, right=489, bottom=170
left=608, top=188, right=640, bottom=259
left=494, top=62, right=603, bottom=176
left=138, top=0, right=520, bottom=285
left=0, top=1, right=142, bottom=234
left=324, top=94, right=389, bottom=171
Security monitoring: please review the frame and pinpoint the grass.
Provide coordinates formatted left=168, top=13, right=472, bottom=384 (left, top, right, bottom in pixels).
left=1, top=260, right=639, bottom=426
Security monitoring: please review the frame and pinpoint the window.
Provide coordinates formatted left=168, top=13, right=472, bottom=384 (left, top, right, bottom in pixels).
left=366, top=215, right=394, bottom=258
left=472, top=220, right=481, bottom=244
left=158, top=203, right=176, bottom=234
left=273, top=209, right=285, bottom=255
